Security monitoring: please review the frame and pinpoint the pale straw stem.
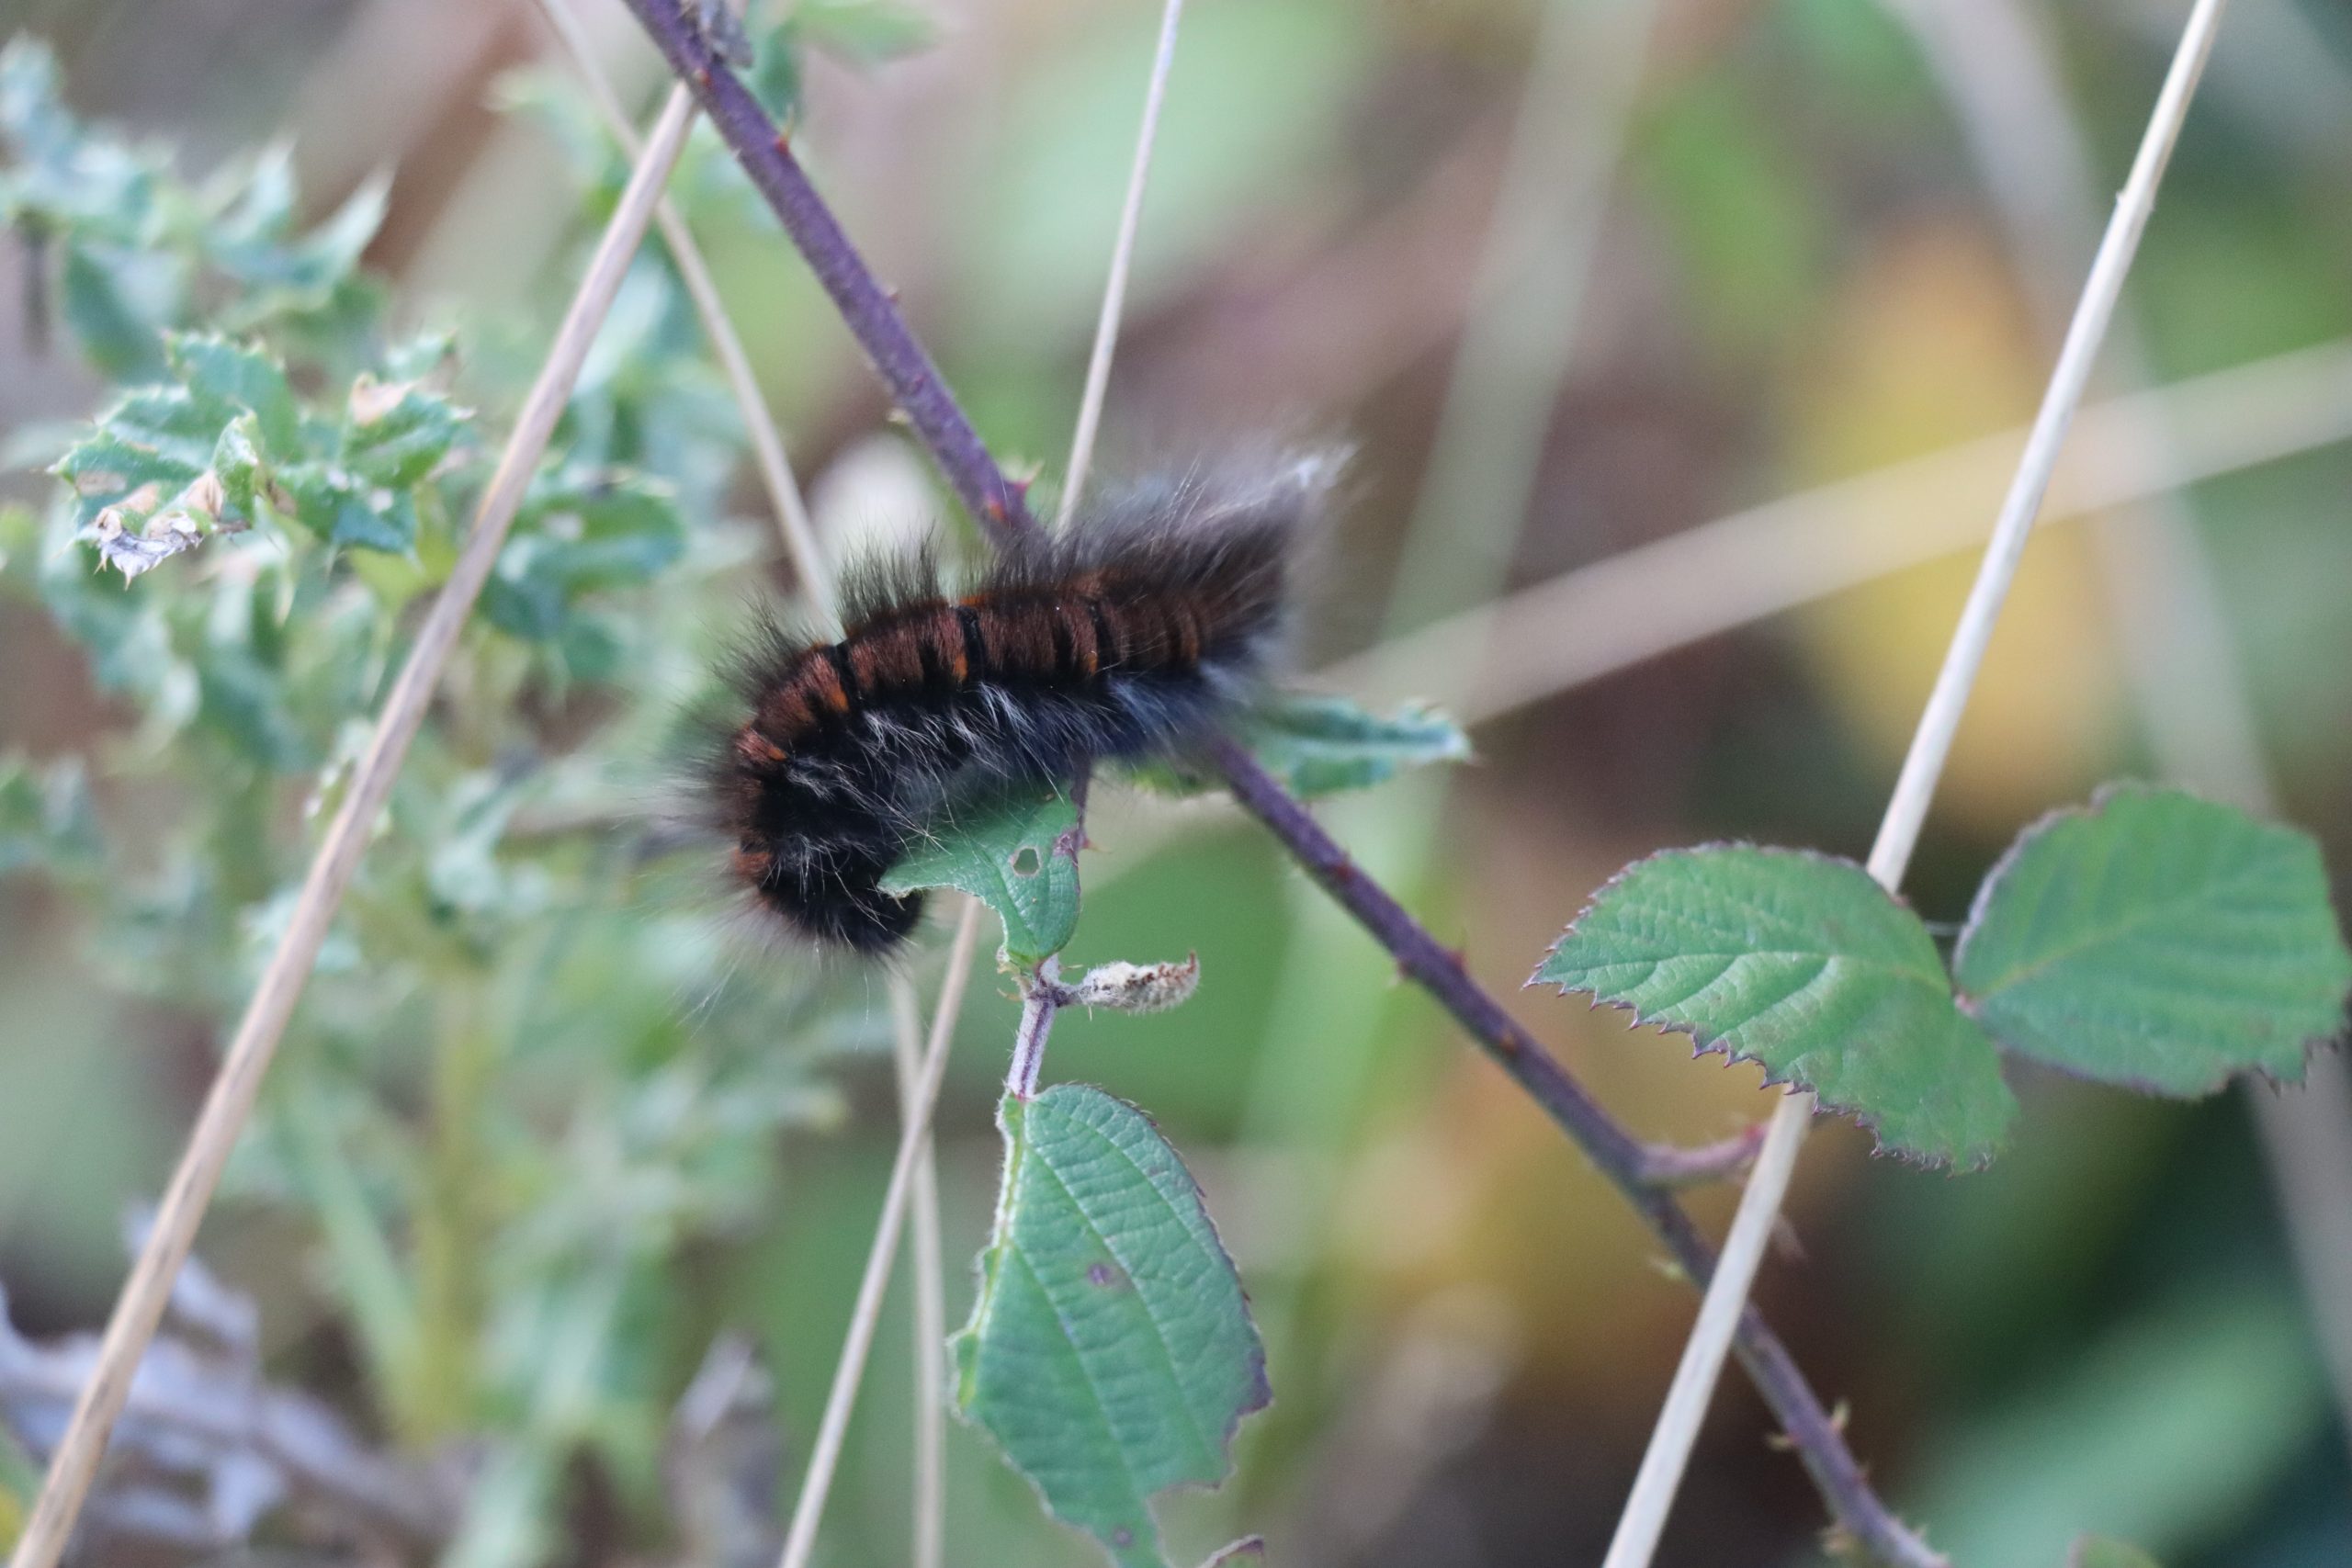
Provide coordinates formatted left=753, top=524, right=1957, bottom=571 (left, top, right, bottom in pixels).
left=1601, top=5, right=2233, bottom=1563
left=1889, top=0, right=2352, bottom=1475
left=1330, top=339, right=2352, bottom=726
left=776, top=0, right=1189, bottom=1551
left=1056, top=0, right=1185, bottom=525
left=775, top=899, right=983, bottom=1568
left=888, top=976, right=948, bottom=1568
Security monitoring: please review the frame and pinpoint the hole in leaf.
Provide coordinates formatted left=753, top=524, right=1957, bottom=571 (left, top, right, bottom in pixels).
left=1010, top=844, right=1042, bottom=877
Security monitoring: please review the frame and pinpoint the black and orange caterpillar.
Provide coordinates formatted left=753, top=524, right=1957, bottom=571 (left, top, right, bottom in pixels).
left=707, top=460, right=1326, bottom=953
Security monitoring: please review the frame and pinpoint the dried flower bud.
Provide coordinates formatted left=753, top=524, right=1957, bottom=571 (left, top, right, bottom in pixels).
left=1068, top=953, right=1200, bottom=1015
left=183, top=469, right=226, bottom=519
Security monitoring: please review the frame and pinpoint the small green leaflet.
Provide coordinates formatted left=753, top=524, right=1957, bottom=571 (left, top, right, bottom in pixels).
left=2069, top=1539, right=2161, bottom=1568
left=1954, top=785, right=2352, bottom=1095
left=168, top=333, right=299, bottom=457
left=340, top=376, right=468, bottom=490
left=61, top=241, right=171, bottom=380
left=955, top=1084, right=1268, bottom=1568
left=1241, top=693, right=1469, bottom=796
left=1532, top=846, right=2016, bottom=1168
left=1133, top=693, right=1470, bottom=800
left=485, top=473, right=686, bottom=641
left=879, top=779, right=1080, bottom=964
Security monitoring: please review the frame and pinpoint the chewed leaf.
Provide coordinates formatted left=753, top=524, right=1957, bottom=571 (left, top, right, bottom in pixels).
left=1532, top=845, right=2015, bottom=1168
left=1954, top=784, right=2352, bottom=1095
left=880, top=779, right=1080, bottom=964
left=955, top=1085, right=1268, bottom=1568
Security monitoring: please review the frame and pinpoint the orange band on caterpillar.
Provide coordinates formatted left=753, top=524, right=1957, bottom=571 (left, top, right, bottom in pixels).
left=703, top=460, right=1329, bottom=953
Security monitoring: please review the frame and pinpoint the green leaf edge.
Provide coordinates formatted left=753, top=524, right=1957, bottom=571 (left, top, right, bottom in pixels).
left=952, top=1083, right=1271, bottom=1567
left=1528, top=841, right=2012, bottom=1171
left=1951, top=780, right=2352, bottom=1096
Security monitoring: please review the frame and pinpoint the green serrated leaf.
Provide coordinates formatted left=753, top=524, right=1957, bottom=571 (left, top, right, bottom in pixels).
left=341, top=378, right=467, bottom=489
left=278, top=466, right=415, bottom=553
left=1953, top=784, right=2352, bottom=1096
left=522, top=480, right=684, bottom=590
left=880, top=781, right=1080, bottom=964
left=482, top=476, right=684, bottom=641
left=955, top=1084, right=1268, bottom=1568
left=1532, top=845, right=2016, bottom=1167
left=2069, top=1539, right=2161, bottom=1568
left=100, top=388, right=222, bottom=467
left=60, top=240, right=168, bottom=380
left=168, top=333, right=299, bottom=456
left=52, top=425, right=203, bottom=518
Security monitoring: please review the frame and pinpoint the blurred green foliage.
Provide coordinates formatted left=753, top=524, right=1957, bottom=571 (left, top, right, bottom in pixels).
left=0, top=32, right=863, bottom=1562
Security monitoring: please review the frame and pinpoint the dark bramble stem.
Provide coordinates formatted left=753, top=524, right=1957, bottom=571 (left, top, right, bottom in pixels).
left=1204, top=735, right=1942, bottom=1568
left=1007, top=770, right=1088, bottom=1099
left=1008, top=956, right=1061, bottom=1100
left=617, top=0, right=1031, bottom=547
left=616, top=7, right=1939, bottom=1562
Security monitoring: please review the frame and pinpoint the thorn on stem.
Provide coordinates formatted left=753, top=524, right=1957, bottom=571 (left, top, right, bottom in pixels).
left=1635, top=1122, right=1768, bottom=1189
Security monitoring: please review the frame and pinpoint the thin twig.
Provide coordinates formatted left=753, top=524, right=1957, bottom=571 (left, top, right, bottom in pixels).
left=785, top=0, right=1183, bottom=1542
left=1324, top=336, right=2352, bottom=726
left=540, top=0, right=967, bottom=1546
left=1006, top=955, right=1064, bottom=1101
left=528, top=0, right=833, bottom=622
left=1057, top=0, right=1185, bottom=524
left=616, top=0, right=1032, bottom=543
left=1633, top=1125, right=1767, bottom=1190
left=1230, top=0, right=1657, bottom=1440
left=1887, top=0, right=2352, bottom=1471
left=611, top=10, right=1938, bottom=1557
left=775, top=901, right=983, bottom=1568
left=1600, top=7, right=2233, bottom=1565
left=6, top=87, right=703, bottom=1568
left=886, top=977, right=947, bottom=1568
left=1204, top=735, right=1939, bottom=1566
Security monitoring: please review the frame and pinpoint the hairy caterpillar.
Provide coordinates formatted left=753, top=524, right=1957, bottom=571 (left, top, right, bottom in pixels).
left=708, top=459, right=1329, bottom=953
